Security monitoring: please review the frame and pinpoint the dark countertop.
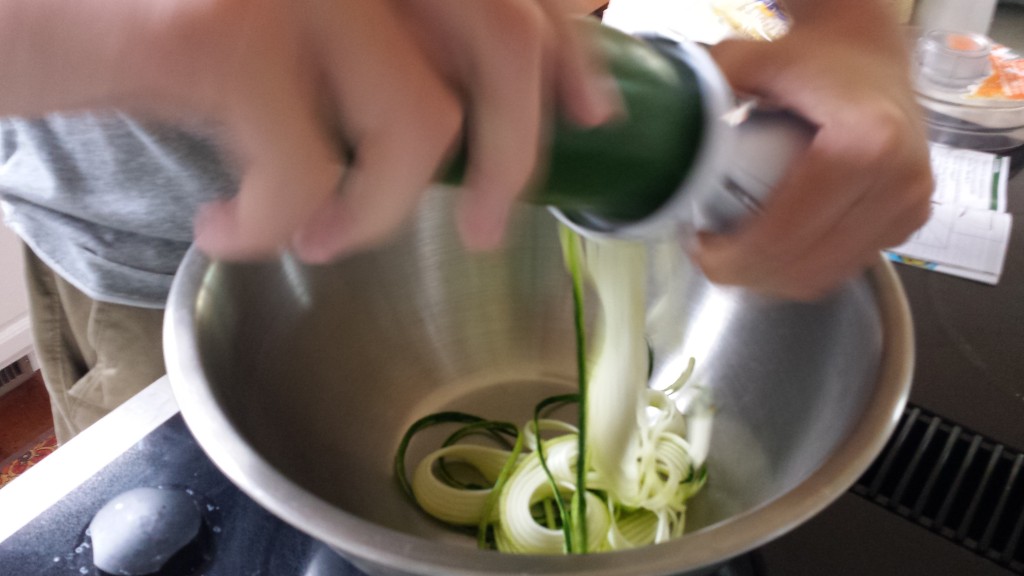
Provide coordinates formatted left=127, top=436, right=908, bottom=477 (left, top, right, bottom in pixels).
left=891, top=0, right=1024, bottom=452
left=901, top=147, right=1024, bottom=452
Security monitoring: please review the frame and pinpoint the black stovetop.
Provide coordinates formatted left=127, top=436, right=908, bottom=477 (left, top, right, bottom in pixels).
left=0, top=415, right=364, bottom=576
left=0, top=406, right=1018, bottom=576
left=0, top=414, right=767, bottom=576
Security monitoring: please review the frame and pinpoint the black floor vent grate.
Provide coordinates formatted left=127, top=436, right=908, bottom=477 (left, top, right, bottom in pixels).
left=852, top=405, right=1024, bottom=574
left=0, top=358, right=24, bottom=386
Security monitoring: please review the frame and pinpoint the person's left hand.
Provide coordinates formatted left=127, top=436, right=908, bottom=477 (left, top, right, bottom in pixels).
left=692, top=0, right=934, bottom=300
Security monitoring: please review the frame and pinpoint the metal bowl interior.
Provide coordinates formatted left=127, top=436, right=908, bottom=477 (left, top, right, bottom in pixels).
left=164, top=188, right=913, bottom=576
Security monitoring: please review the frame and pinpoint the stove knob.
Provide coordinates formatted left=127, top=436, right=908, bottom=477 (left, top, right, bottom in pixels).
left=89, top=486, right=204, bottom=576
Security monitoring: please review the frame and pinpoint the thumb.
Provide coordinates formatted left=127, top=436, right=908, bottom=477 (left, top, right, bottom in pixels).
left=707, top=38, right=787, bottom=99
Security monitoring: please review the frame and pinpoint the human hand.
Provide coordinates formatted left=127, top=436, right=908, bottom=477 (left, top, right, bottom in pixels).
left=5, top=0, right=355, bottom=257
left=161, top=0, right=464, bottom=260
left=126, top=0, right=614, bottom=261
left=692, top=0, right=934, bottom=300
left=4, top=0, right=613, bottom=260
left=287, top=0, right=618, bottom=260
left=386, top=0, right=620, bottom=253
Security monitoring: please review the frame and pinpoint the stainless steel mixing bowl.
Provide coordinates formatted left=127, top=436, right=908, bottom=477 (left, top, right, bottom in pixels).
left=164, top=188, right=913, bottom=576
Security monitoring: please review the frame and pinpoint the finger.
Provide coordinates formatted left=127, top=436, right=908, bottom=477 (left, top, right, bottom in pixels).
left=288, top=0, right=462, bottom=261
left=455, top=3, right=550, bottom=251
left=758, top=247, right=884, bottom=302
left=698, top=82, right=929, bottom=278
left=752, top=191, right=930, bottom=301
left=759, top=196, right=926, bottom=301
left=194, top=158, right=341, bottom=260
left=536, top=1, right=619, bottom=126
left=292, top=127, right=457, bottom=262
left=697, top=138, right=932, bottom=299
left=708, top=39, right=792, bottom=100
left=695, top=129, right=868, bottom=287
left=710, top=38, right=867, bottom=121
left=187, top=0, right=346, bottom=260
left=194, top=98, right=342, bottom=260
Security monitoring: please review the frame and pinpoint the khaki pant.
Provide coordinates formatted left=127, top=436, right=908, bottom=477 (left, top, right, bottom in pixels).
left=23, top=246, right=166, bottom=443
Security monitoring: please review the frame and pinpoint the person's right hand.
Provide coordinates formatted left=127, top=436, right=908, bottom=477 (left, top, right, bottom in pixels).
left=385, top=0, right=619, bottom=254
left=152, top=0, right=464, bottom=261
left=286, top=0, right=618, bottom=261
left=6, top=0, right=614, bottom=260
left=126, top=0, right=614, bottom=261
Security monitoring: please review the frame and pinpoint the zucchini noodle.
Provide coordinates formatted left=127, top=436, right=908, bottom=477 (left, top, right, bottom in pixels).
left=394, top=227, right=713, bottom=554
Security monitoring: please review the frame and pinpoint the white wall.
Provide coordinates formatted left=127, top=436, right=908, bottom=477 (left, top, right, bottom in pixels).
left=0, top=223, right=31, bottom=367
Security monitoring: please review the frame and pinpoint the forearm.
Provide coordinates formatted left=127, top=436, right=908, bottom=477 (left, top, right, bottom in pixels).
left=0, top=0, right=163, bottom=117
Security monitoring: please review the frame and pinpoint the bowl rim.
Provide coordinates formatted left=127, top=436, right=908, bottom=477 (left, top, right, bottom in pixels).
left=164, top=249, right=913, bottom=576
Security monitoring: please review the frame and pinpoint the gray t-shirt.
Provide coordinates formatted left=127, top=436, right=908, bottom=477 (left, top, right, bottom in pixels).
left=0, top=113, right=236, bottom=308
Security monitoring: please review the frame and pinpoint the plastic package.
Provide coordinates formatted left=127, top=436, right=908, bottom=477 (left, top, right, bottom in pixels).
left=709, top=0, right=789, bottom=41
left=914, top=30, right=1024, bottom=153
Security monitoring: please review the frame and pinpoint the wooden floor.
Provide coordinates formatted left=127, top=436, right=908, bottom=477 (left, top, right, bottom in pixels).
left=0, top=373, right=56, bottom=486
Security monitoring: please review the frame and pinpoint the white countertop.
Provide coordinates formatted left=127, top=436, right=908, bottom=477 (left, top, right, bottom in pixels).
left=0, top=377, right=179, bottom=543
